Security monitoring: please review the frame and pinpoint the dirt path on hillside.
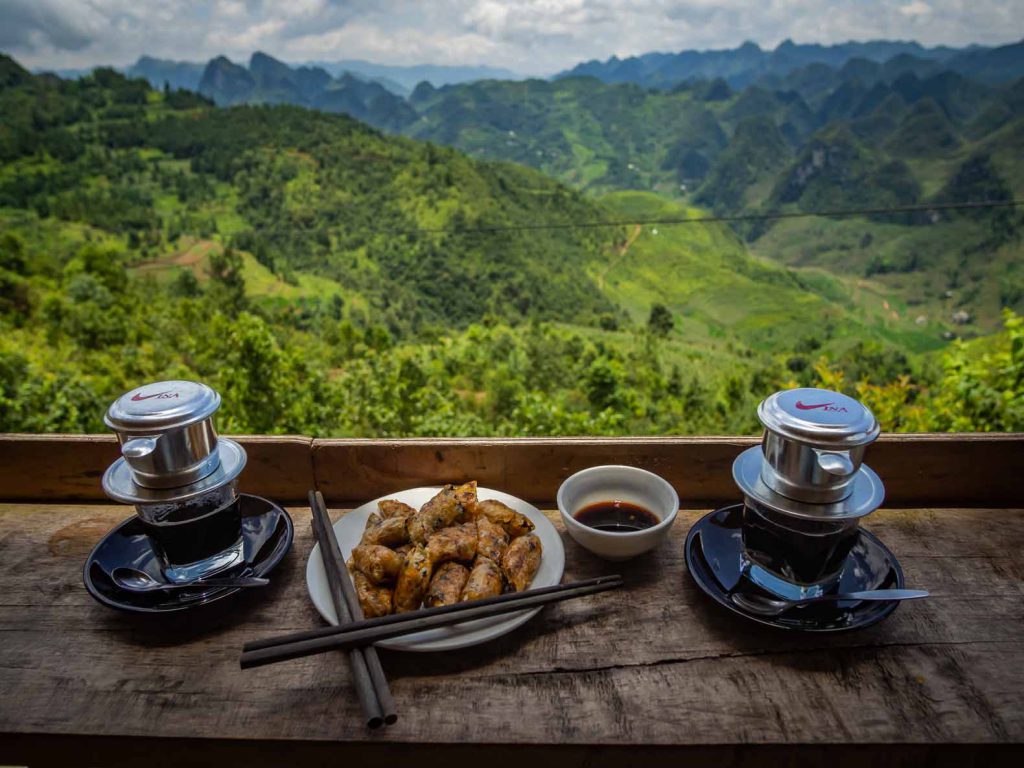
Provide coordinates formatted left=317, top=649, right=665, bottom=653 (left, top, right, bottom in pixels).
left=133, top=239, right=219, bottom=275
left=597, top=224, right=642, bottom=289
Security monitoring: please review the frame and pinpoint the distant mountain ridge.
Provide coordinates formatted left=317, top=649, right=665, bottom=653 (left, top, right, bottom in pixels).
left=557, top=38, right=1022, bottom=89
left=126, top=56, right=205, bottom=92
left=302, top=60, right=522, bottom=94
left=408, top=40, right=1024, bottom=200
left=197, top=52, right=417, bottom=131
left=57, top=55, right=522, bottom=97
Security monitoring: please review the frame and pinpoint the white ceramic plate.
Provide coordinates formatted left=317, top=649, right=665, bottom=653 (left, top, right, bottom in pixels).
left=305, top=486, right=565, bottom=652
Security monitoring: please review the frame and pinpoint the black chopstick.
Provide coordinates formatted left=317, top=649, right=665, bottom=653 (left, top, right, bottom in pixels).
left=308, top=491, right=390, bottom=729
left=312, top=491, right=397, bottom=726
left=244, top=573, right=623, bottom=651
left=240, top=574, right=623, bottom=670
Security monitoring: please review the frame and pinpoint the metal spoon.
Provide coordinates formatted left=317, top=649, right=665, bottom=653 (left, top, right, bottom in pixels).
left=112, top=567, right=269, bottom=593
left=731, top=589, right=929, bottom=617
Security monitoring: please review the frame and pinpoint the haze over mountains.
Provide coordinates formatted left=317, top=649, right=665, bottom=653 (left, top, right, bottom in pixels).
left=556, top=39, right=994, bottom=89
left=122, top=56, right=517, bottom=96
left=47, top=37, right=1024, bottom=97
left=301, top=61, right=522, bottom=94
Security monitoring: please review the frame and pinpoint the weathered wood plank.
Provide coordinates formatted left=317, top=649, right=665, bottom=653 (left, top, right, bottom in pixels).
left=0, top=434, right=314, bottom=503
left=310, top=433, right=1024, bottom=506
left=310, top=436, right=755, bottom=506
left=4, top=433, right=1020, bottom=506
left=0, top=501, right=1021, bottom=764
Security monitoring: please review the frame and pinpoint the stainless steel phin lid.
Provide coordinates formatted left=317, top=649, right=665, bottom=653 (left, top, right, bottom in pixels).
left=104, top=381, right=221, bottom=433
left=101, top=380, right=239, bottom=500
left=757, top=387, right=880, bottom=448
left=102, top=437, right=247, bottom=505
left=733, top=446, right=885, bottom=521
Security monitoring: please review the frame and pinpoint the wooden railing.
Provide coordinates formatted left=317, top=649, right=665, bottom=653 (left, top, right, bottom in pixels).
left=2, top=432, right=1021, bottom=506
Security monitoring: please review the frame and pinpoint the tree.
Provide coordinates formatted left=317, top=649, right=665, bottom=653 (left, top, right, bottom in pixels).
left=648, top=303, right=674, bottom=337
left=207, top=247, right=246, bottom=315
left=585, top=356, right=623, bottom=411
left=0, top=232, right=27, bottom=274
left=172, top=269, right=201, bottom=298
left=931, top=309, right=1024, bottom=431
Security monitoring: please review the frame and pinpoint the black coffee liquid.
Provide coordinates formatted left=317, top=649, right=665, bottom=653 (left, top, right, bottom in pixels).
left=574, top=501, right=660, bottom=532
left=742, top=503, right=857, bottom=584
left=141, top=497, right=242, bottom=565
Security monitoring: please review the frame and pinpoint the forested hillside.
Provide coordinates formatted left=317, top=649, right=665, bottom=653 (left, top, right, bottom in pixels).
left=1, top=54, right=1020, bottom=436
left=403, top=56, right=1024, bottom=339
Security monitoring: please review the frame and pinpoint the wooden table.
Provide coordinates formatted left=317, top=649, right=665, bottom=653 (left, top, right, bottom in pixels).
left=1, top=434, right=1022, bottom=766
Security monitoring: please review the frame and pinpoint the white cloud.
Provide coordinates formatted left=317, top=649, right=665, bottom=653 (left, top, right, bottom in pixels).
left=208, top=18, right=287, bottom=52
left=899, top=1, right=933, bottom=17
left=1, top=1, right=1020, bottom=75
left=286, top=21, right=501, bottom=64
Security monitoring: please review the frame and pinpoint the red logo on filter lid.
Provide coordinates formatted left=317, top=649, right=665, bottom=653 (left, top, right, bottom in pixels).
left=130, top=390, right=179, bottom=402
left=795, top=400, right=847, bottom=413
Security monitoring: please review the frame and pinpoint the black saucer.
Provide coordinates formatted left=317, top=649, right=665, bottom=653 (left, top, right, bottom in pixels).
left=685, top=504, right=904, bottom=632
left=84, top=494, right=293, bottom=613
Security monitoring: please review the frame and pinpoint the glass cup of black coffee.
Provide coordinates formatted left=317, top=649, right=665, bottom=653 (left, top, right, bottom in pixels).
left=135, top=481, right=245, bottom=583
left=741, top=498, right=859, bottom=591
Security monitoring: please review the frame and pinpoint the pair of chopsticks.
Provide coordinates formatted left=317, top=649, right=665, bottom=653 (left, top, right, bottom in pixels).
left=240, top=572, right=624, bottom=670
left=307, top=490, right=396, bottom=729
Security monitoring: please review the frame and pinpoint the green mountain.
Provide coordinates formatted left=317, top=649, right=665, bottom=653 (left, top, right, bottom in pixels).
left=694, top=116, right=791, bottom=211
left=770, top=124, right=921, bottom=209
left=198, top=52, right=417, bottom=131
left=406, top=76, right=739, bottom=195
left=126, top=56, right=205, bottom=92
left=398, top=61, right=1024, bottom=337
left=406, top=66, right=1024, bottom=193
left=7, top=52, right=978, bottom=437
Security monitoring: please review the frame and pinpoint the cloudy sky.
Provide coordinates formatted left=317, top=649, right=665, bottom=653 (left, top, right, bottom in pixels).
left=1, top=0, right=1021, bottom=75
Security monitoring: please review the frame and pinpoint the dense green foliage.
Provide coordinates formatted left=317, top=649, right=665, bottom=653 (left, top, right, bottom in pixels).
left=402, top=60, right=1024, bottom=339
left=1, top=54, right=1021, bottom=437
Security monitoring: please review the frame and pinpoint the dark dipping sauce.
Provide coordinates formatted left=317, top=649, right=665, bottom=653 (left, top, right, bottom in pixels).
left=574, top=500, right=660, bottom=533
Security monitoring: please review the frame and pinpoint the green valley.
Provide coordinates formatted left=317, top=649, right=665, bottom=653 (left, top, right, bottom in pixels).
left=1, top=52, right=1021, bottom=437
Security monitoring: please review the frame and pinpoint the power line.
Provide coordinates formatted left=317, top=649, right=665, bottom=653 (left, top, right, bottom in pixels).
left=385, top=199, right=1024, bottom=236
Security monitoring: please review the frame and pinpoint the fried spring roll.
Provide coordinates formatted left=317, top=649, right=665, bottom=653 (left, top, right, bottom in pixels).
left=501, top=534, right=542, bottom=592
left=476, top=515, right=510, bottom=563
left=378, top=499, right=416, bottom=521
left=394, top=545, right=433, bottom=613
left=452, top=481, right=478, bottom=520
left=408, top=485, right=462, bottom=544
left=351, top=570, right=393, bottom=618
left=426, top=522, right=478, bottom=565
left=361, top=515, right=410, bottom=547
left=460, top=556, right=504, bottom=602
left=466, top=499, right=535, bottom=538
left=424, top=562, right=471, bottom=608
left=351, top=543, right=404, bottom=584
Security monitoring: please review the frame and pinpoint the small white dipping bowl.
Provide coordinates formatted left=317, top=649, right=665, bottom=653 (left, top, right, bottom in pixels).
left=557, top=465, right=679, bottom=561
